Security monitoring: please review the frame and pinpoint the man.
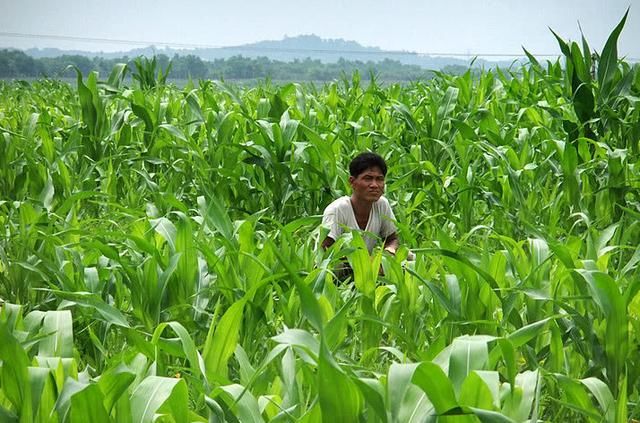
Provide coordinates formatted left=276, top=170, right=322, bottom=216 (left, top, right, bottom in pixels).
left=321, top=152, right=399, bottom=255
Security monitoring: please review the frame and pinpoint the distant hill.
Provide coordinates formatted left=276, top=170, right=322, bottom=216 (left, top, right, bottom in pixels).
left=24, top=34, right=518, bottom=70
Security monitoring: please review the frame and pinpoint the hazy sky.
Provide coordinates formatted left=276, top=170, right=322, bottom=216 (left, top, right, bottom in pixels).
left=1, top=0, right=638, bottom=58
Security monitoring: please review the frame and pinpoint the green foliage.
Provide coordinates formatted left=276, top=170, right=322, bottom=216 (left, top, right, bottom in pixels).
left=0, top=49, right=441, bottom=82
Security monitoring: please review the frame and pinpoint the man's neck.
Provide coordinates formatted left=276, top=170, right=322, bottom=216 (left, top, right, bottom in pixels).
left=350, top=195, right=373, bottom=217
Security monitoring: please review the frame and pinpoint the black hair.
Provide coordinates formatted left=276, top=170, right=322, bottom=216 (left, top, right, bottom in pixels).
left=349, top=152, right=387, bottom=177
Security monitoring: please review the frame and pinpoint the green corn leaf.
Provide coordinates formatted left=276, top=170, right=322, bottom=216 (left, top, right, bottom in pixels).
left=502, top=370, right=540, bottom=422
left=615, top=372, right=627, bottom=423
left=575, top=267, right=628, bottom=395
left=506, top=316, right=554, bottom=348
left=39, top=310, right=73, bottom=358
left=449, top=337, right=490, bottom=394
left=197, top=195, right=235, bottom=244
left=466, top=407, right=516, bottom=423
left=212, top=384, right=264, bottom=423
left=47, top=290, right=129, bottom=328
left=598, top=9, right=629, bottom=98
left=0, top=303, right=23, bottom=332
left=522, top=47, right=541, bottom=67
left=150, top=217, right=177, bottom=251
left=411, top=361, right=458, bottom=415
left=549, top=28, right=572, bottom=58
left=29, top=366, right=57, bottom=422
left=106, top=63, right=128, bottom=88
left=234, top=345, right=256, bottom=386
left=68, top=383, right=110, bottom=423
left=152, top=321, right=205, bottom=383
left=74, top=67, right=98, bottom=136
left=387, top=362, right=421, bottom=421
left=570, top=42, right=590, bottom=83
left=130, top=376, right=189, bottom=423
left=272, top=329, right=320, bottom=362
left=0, top=324, right=33, bottom=421
left=318, top=339, right=363, bottom=422
left=96, top=364, right=135, bottom=414
left=459, top=371, right=496, bottom=410
left=185, top=91, right=204, bottom=122
left=173, top=212, right=198, bottom=303
left=347, top=232, right=380, bottom=298
left=353, top=378, right=387, bottom=423
left=580, top=24, right=593, bottom=73
left=55, top=379, right=110, bottom=423
left=555, top=374, right=602, bottom=420
left=273, top=244, right=323, bottom=333
left=580, top=377, right=615, bottom=423
left=498, top=339, right=516, bottom=391
left=203, top=299, right=246, bottom=383
left=159, top=123, right=188, bottom=142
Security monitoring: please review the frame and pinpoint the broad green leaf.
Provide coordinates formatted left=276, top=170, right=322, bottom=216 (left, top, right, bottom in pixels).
left=152, top=321, right=204, bottom=382
left=458, top=371, right=500, bottom=409
left=495, top=341, right=516, bottom=397
left=353, top=378, right=387, bottom=423
left=598, top=9, right=628, bottom=97
left=149, top=217, right=177, bottom=251
left=272, top=328, right=320, bottom=361
left=555, top=374, right=602, bottom=420
left=49, top=290, right=130, bottom=328
left=575, top=267, right=627, bottom=394
left=96, top=364, right=136, bottom=414
left=27, top=366, right=53, bottom=422
left=318, top=340, right=363, bottom=422
left=411, top=362, right=457, bottom=415
left=197, top=195, right=235, bottom=243
left=273, top=244, right=323, bottom=333
left=55, top=378, right=109, bottom=423
left=387, top=362, right=420, bottom=421
left=502, top=370, right=539, bottom=422
left=347, top=232, right=381, bottom=298
left=159, top=123, right=188, bottom=142
left=39, top=310, right=73, bottom=358
left=68, top=383, right=110, bottom=423
left=506, top=316, right=554, bottom=348
left=449, top=337, right=489, bottom=393
left=213, top=384, right=264, bottom=423
left=130, top=376, right=188, bottom=423
left=203, top=299, right=246, bottom=383
left=0, top=325, right=32, bottom=422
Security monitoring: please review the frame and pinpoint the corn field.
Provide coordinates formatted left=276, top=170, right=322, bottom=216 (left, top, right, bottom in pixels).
left=1, top=15, right=640, bottom=423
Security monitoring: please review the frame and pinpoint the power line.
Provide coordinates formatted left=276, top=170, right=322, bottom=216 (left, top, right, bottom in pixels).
left=0, top=31, right=220, bottom=50
left=0, top=31, right=566, bottom=58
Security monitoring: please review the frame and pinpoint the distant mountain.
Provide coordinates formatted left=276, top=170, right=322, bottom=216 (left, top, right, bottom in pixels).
left=24, top=34, right=517, bottom=70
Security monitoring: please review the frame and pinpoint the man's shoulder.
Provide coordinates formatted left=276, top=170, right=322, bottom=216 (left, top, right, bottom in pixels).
left=323, top=196, right=351, bottom=213
left=374, top=195, right=392, bottom=208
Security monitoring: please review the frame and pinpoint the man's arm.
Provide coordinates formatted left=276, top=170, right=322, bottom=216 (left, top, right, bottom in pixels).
left=383, top=232, right=399, bottom=255
left=321, top=236, right=335, bottom=250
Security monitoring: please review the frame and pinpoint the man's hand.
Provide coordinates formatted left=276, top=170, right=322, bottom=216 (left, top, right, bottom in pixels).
left=383, top=232, right=399, bottom=256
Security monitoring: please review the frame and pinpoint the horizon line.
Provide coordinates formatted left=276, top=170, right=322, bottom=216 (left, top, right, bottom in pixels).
left=0, top=31, right=566, bottom=58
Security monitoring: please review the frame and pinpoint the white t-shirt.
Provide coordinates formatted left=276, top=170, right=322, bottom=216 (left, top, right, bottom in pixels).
left=322, top=196, right=397, bottom=253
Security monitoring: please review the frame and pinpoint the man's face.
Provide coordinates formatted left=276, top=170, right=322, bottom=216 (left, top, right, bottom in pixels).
left=349, top=166, right=385, bottom=203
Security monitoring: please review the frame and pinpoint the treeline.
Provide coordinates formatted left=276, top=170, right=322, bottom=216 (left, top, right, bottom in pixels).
left=0, top=49, right=470, bottom=81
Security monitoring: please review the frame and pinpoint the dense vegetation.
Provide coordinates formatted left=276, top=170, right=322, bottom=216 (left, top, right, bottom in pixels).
left=1, top=14, right=640, bottom=422
left=0, top=49, right=463, bottom=82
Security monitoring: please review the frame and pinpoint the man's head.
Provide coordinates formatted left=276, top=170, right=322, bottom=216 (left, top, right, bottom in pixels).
left=349, top=152, right=387, bottom=203
left=349, top=152, right=387, bottom=178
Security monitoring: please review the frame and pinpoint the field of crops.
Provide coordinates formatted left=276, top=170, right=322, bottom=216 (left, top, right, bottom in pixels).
left=1, top=19, right=640, bottom=422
